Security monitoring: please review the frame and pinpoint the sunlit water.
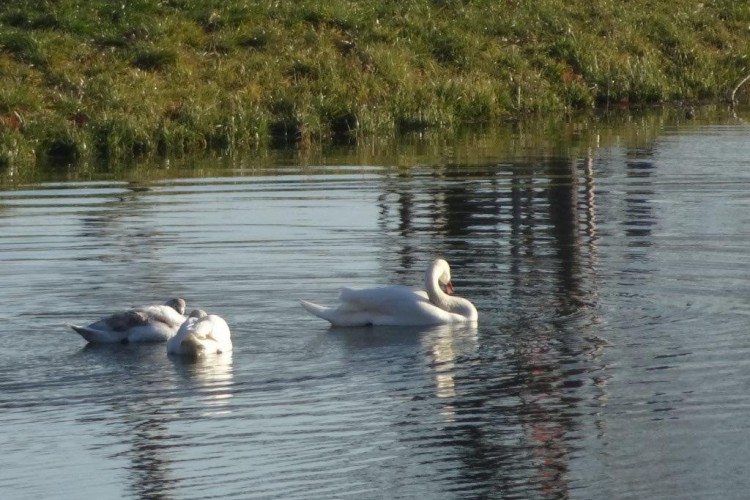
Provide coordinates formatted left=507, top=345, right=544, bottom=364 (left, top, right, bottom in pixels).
left=3, top=110, right=750, bottom=499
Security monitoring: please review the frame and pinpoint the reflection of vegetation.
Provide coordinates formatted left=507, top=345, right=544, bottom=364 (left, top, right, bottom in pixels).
left=1, top=0, right=749, bottom=166
left=0, top=105, right=740, bottom=186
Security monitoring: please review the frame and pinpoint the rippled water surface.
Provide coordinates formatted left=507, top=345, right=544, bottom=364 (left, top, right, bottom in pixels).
left=3, top=111, right=750, bottom=499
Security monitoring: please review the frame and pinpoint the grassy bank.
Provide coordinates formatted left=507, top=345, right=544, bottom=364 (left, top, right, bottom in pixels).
left=1, top=0, right=749, bottom=166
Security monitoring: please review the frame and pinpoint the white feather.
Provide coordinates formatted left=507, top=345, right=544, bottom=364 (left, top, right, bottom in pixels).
left=167, top=309, right=232, bottom=357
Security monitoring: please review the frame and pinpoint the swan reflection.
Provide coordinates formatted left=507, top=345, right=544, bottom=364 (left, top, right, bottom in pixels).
left=422, top=323, right=479, bottom=419
left=170, top=353, right=235, bottom=417
left=331, top=322, right=479, bottom=422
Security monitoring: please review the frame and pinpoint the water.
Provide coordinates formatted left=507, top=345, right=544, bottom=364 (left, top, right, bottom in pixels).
left=2, top=109, right=750, bottom=499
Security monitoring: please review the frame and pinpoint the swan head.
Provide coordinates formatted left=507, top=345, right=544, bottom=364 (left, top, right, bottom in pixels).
left=428, top=258, right=458, bottom=298
left=432, top=259, right=454, bottom=295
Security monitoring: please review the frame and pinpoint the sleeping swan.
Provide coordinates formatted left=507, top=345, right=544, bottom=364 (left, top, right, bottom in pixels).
left=301, top=258, right=477, bottom=326
left=167, top=309, right=232, bottom=357
left=69, top=298, right=187, bottom=344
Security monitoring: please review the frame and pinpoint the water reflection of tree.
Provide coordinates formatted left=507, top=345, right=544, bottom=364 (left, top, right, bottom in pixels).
left=119, top=406, right=177, bottom=499
left=77, top=346, right=178, bottom=499
left=79, top=346, right=234, bottom=499
left=623, top=149, right=657, bottom=252
left=376, top=154, right=610, bottom=497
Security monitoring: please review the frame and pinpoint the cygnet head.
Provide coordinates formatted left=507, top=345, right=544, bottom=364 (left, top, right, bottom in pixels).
left=188, top=309, right=208, bottom=319
left=166, top=297, right=187, bottom=315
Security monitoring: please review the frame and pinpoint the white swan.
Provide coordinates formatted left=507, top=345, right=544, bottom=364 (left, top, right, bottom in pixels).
left=69, top=298, right=187, bottom=343
left=301, top=258, right=478, bottom=326
left=167, top=309, right=232, bottom=357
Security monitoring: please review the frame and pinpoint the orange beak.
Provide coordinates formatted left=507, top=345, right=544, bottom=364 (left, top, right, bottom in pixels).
left=446, top=281, right=455, bottom=295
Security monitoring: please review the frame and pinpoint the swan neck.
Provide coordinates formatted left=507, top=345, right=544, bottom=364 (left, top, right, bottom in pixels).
left=426, top=262, right=450, bottom=310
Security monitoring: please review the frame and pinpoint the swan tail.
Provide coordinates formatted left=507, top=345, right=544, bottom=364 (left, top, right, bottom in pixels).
left=300, top=300, right=376, bottom=326
left=300, top=300, right=333, bottom=320
left=68, top=324, right=122, bottom=344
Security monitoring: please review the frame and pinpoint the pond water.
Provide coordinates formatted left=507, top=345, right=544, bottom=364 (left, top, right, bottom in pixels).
left=2, top=108, right=750, bottom=499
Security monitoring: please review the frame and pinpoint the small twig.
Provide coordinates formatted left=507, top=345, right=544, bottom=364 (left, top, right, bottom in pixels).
left=730, top=74, right=750, bottom=107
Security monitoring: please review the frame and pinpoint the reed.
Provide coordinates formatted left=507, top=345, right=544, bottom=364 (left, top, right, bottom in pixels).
left=1, top=0, right=749, bottom=167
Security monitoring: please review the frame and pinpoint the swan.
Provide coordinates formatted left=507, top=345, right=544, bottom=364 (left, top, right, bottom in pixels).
left=69, top=298, right=187, bottom=344
left=300, top=258, right=478, bottom=326
left=167, top=309, right=232, bottom=357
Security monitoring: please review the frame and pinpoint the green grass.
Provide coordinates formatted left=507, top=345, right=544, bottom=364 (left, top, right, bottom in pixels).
left=1, top=0, right=750, bottom=167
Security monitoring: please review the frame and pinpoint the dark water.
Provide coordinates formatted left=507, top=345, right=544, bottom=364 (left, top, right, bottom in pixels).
left=2, top=109, right=750, bottom=499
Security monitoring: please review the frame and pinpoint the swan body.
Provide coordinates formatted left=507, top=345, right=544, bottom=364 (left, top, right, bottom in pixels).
left=301, top=259, right=477, bottom=326
left=167, top=309, right=232, bottom=357
left=69, top=298, right=187, bottom=344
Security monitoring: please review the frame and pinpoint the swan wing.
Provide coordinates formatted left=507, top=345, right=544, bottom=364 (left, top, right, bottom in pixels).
left=69, top=323, right=127, bottom=343
left=339, top=286, right=428, bottom=310
left=68, top=310, right=147, bottom=343
left=302, top=286, right=452, bottom=326
left=194, top=315, right=232, bottom=350
left=69, top=298, right=187, bottom=344
left=137, top=304, right=187, bottom=329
